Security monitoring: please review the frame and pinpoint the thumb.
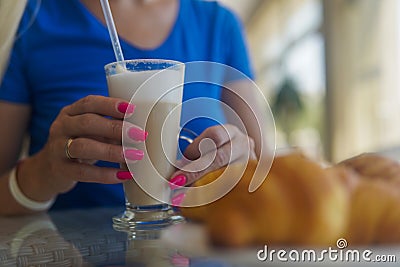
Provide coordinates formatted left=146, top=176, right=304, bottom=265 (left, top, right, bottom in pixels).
left=169, top=149, right=222, bottom=188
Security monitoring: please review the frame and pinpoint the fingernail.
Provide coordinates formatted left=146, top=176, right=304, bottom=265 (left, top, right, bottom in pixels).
left=171, top=254, right=189, bottom=266
left=128, top=127, right=148, bottom=141
left=117, top=102, right=135, bottom=114
left=124, top=149, right=144, bottom=161
left=169, top=174, right=186, bottom=190
left=172, top=193, right=185, bottom=207
left=116, top=171, right=133, bottom=180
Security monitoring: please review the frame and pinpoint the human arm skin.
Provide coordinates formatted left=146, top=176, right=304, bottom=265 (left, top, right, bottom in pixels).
left=0, top=96, right=144, bottom=216
left=0, top=101, right=37, bottom=215
left=221, top=79, right=268, bottom=158
left=169, top=79, right=272, bottom=187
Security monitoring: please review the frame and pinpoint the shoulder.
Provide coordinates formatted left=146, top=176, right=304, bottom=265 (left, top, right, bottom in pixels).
left=23, top=0, right=68, bottom=20
left=19, top=0, right=95, bottom=43
left=25, top=0, right=77, bottom=12
left=21, top=0, right=79, bottom=29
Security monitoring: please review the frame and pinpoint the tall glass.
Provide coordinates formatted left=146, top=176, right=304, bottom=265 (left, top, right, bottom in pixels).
left=105, top=59, right=185, bottom=232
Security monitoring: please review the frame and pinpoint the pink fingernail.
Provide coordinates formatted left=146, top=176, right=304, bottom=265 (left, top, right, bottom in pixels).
left=172, top=193, right=185, bottom=207
left=128, top=127, right=148, bottom=141
left=117, top=102, right=135, bottom=114
left=116, top=171, right=133, bottom=180
left=169, top=174, right=187, bottom=190
left=124, top=149, right=144, bottom=161
left=171, top=254, right=189, bottom=267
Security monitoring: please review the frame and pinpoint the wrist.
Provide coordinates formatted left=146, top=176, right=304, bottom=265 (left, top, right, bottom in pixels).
left=9, top=160, right=55, bottom=211
left=17, top=157, right=58, bottom=203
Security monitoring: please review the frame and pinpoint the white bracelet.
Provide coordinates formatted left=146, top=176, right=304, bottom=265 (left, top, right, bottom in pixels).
left=8, top=165, right=55, bottom=211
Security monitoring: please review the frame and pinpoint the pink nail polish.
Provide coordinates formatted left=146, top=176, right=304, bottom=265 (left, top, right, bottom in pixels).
left=128, top=127, right=148, bottom=141
left=169, top=174, right=187, bottom=190
left=116, top=171, right=133, bottom=180
left=118, top=102, right=135, bottom=114
left=124, top=149, right=144, bottom=161
left=172, top=193, right=185, bottom=207
left=171, top=254, right=189, bottom=267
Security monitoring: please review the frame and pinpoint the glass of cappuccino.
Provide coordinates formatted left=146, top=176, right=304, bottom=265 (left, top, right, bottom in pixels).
left=105, top=59, right=185, bottom=232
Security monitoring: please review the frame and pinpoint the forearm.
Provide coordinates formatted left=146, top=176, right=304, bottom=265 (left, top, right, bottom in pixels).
left=0, top=102, right=54, bottom=215
left=222, top=80, right=268, bottom=158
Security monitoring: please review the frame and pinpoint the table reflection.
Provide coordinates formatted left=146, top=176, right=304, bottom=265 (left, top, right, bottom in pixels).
left=2, top=208, right=398, bottom=267
left=0, top=208, right=235, bottom=267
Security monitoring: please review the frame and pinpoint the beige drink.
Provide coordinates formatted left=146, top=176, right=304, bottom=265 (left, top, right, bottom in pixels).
left=106, top=60, right=184, bottom=212
left=123, top=101, right=181, bottom=206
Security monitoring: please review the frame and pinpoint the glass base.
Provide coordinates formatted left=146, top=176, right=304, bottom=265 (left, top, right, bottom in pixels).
left=112, top=204, right=184, bottom=237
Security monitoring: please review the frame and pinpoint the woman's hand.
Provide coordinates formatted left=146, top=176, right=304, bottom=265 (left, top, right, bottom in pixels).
left=338, top=153, right=400, bottom=182
left=19, top=95, right=146, bottom=201
left=169, top=124, right=257, bottom=192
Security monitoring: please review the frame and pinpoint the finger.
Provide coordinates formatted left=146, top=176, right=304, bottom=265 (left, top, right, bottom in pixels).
left=340, top=153, right=400, bottom=182
left=66, top=137, right=144, bottom=163
left=66, top=163, right=133, bottom=184
left=341, top=153, right=387, bottom=167
left=63, top=95, right=135, bottom=119
left=339, top=153, right=375, bottom=170
left=170, top=149, right=226, bottom=189
left=184, top=124, right=239, bottom=159
left=381, top=163, right=400, bottom=181
left=359, top=159, right=396, bottom=178
left=171, top=136, right=251, bottom=186
left=358, top=159, right=400, bottom=180
left=341, top=154, right=394, bottom=176
left=64, top=114, right=124, bottom=141
left=65, top=136, right=120, bottom=166
left=65, top=115, right=147, bottom=143
left=63, top=120, right=148, bottom=146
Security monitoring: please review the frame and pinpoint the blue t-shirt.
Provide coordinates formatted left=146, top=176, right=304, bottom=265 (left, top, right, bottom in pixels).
left=0, top=0, right=254, bottom=210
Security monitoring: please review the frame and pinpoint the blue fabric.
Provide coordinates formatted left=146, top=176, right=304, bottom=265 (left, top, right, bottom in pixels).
left=0, top=0, right=254, bottom=210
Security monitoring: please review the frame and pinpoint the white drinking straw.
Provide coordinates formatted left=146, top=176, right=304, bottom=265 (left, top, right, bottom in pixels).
left=100, top=0, right=125, bottom=63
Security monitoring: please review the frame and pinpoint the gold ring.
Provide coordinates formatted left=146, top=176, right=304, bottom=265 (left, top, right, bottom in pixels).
left=65, top=138, right=75, bottom=160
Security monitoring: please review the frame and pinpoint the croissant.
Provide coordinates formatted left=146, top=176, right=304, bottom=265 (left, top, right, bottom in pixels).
left=181, top=152, right=350, bottom=247
left=345, top=178, right=400, bottom=244
left=181, top=152, right=400, bottom=247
